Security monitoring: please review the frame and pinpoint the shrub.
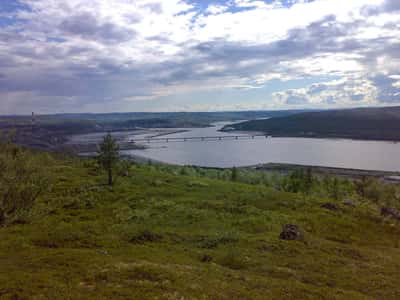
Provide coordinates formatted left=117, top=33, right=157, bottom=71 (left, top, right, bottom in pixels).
left=0, top=141, right=50, bottom=225
left=128, top=228, right=163, bottom=244
left=281, top=169, right=315, bottom=196
left=218, top=249, right=247, bottom=270
left=197, top=232, right=239, bottom=249
left=129, top=229, right=163, bottom=243
left=116, top=160, right=132, bottom=178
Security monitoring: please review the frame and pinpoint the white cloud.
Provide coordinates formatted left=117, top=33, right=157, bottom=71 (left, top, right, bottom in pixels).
left=283, top=54, right=365, bottom=77
left=272, top=76, right=379, bottom=107
left=205, top=4, right=229, bottom=15
left=0, top=0, right=399, bottom=113
left=390, top=75, right=400, bottom=88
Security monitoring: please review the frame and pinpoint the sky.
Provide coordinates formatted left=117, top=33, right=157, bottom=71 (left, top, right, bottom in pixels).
left=0, top=0, right=399, bottom=114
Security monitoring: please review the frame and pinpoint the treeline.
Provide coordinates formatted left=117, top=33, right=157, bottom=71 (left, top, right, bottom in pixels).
left=227, top=106, right=400, bottom=141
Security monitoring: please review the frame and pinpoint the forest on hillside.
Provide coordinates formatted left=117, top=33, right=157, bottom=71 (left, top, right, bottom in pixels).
left=226, top=106, right=400, bottom=140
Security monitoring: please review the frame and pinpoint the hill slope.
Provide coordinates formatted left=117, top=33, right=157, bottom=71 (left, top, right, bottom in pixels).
left=225, top=106, right=400, bottom=140
left=1, top=148, right=400, bottom=299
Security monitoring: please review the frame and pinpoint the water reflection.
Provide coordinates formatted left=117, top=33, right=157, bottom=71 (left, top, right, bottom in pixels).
left=120, top=122, right=400, bottom=172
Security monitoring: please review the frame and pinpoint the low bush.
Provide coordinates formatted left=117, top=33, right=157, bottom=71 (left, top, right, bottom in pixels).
left=196, top=232, right=239, bottom=249
left=0, top=140, right=51, bottom=225
left=218, top=249, right=247, bottom=270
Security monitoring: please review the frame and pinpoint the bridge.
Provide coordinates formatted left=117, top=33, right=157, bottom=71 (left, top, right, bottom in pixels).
left=128, top=134, right=268, bottom=143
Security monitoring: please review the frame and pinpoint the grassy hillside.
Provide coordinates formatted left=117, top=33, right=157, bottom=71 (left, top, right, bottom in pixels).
left=226, top=106, right=400, bottom=140
left=1, top=147, right=400, bottom=299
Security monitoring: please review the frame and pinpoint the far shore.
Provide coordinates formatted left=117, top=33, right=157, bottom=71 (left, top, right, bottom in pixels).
left=221, top=128, right=400, bottom=143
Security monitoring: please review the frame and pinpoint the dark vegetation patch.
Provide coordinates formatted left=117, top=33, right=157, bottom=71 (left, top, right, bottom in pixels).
left=218, top=250, right=248, bottom=270
left=280, top=224, right=303, bottom=241
left=321, top=203, right=339, bottom=211
left=381, top=207, right=400, bottom=220
left=129, top=229, right=163, bottom=244
left=195, top=233, right=239, bottom=249
left=199, top=254, right=213, bottom=263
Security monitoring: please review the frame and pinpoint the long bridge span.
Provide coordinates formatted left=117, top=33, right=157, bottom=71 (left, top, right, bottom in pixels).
left=128, top=134, right=268, bottom=144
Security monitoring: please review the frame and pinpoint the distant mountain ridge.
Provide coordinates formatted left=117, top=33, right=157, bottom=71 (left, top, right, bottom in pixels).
left=224, top=106, right=400, bottom=141
left=0, top=109, right=310, bottom=151
left=0, top=110, right=309, bottom=134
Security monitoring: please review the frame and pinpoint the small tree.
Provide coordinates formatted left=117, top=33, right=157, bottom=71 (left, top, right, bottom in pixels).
left=97, top=134, right=119, bottom=186
left=304, top=168, right=313, bottom=195
left=330, top=177, right=340, bottom=200
left=231, top=167, right=238, bottom=181
left=354, top=176, right=368, bottom=198
left=283, top=170, right=304, bottom=193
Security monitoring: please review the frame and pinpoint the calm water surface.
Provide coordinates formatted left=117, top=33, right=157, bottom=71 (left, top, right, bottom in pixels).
left=119, top=122, right=400, bottom=172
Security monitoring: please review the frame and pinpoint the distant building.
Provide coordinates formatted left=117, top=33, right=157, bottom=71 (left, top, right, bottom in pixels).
left=31, top=112, right=36, bottom=127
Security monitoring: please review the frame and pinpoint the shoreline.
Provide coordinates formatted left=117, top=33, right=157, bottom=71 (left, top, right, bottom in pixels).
left=115, top=152, right=400, bottom=180
left=8, top=122, right=400, bottom=179
left=221, top=129, right=400, bottom=143
left=244, top=162, right=400, bottom=180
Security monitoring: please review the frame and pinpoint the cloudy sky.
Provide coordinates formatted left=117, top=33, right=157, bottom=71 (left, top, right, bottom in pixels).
left=0, top=0, right=399, bottom=114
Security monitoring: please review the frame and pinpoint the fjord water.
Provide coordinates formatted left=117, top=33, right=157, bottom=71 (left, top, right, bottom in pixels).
left=121, top=122, right=400, bottom=172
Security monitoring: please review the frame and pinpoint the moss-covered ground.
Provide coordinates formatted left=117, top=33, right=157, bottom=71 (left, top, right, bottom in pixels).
left=1, top=153, right=400, bottom=299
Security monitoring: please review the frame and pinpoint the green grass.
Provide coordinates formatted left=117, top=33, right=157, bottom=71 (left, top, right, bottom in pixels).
left=1, top=153, right=400, bottom=299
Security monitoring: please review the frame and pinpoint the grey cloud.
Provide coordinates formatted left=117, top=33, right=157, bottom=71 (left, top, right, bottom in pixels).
left=0, top=54, right=18, bottom=68
left=309, top=83, right=328, bottom=95
left=124, top=13, right=143, bottom=24
left=362, top=0, right=400, bottom=15
left=277, top=90, right=310, bottom=105
left=1, top=0, right=400, bottom=113
left=141, top=2, right=163, bottom=14
left=60, top=13, right=136, bottom=43
left=383, top=0, right=400, bottom=12
left=26, top=12, right=397, bottom=104
left=147, top=34, right=173, bottom=43
left=370, top=75, right=400, bottom=103
left=326, top=96, right=336, bottom=104
left=286, top=94, right=308, bottom=105
left=66, top=45, right=93, bottom=56
left=191, top=15, right=365, bottom=74
left=0, top=12, right=390, bottom=107
left=351, top=94, right=364, bottom=101
left=186, top=14, right=397, bottom=91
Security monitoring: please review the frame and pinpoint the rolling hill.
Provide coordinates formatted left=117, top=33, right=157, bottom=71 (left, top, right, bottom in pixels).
left=224, top=106, right=400, bottom=140
left=1, top=144, right=400, bottom=299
